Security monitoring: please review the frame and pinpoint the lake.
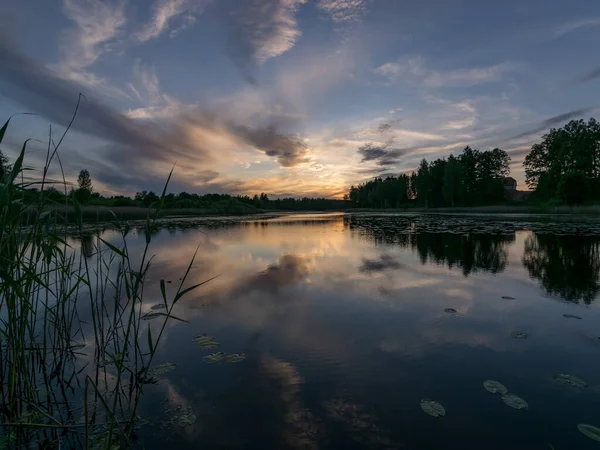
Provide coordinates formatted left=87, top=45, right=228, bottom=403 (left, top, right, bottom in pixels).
left=91, top=213, right=600, bottom=449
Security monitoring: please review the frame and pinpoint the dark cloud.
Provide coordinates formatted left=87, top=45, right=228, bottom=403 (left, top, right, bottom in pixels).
left=377, top=119, right=401, bottom=133
left=219, top=0, right=305, bottom=84
left=0, top=39, right=309, bottom=192
left=576, top=67, right=600, bottom=85
left=377, top=123, right=391, bottom=133
left=357, top=143, right=405, bottom=166
left=359, top=254, right=403, bottom=273
left=509, top=107, right=596, bottom=140
left=234, top=125, right=309, bottom=167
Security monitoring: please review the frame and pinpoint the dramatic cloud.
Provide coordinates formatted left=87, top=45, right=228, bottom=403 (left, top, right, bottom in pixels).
left=221, top=0, right=307, bottom=83
left=0, top=41, right=311, bottom=191
left=53, top=0, right=126, bottom=88
left=375, top=57, right=518, bottom=88
left=358, top=143, right=405, bottom=166
left=134, top=0, right=206, bottom=42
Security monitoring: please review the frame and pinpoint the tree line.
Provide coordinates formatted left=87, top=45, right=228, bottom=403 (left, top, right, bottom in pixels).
left=3, top=166, right=346, bottom=212
left=348, top=117, right=600, bottom=207
left=348, top=146, right=510, bottom=208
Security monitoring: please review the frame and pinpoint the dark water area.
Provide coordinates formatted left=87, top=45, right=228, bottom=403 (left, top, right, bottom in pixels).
left=91, top=213, right=600, bottom=449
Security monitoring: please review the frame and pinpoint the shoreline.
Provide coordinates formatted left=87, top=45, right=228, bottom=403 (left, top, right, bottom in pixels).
left=30, top=203, right=600, bottom=225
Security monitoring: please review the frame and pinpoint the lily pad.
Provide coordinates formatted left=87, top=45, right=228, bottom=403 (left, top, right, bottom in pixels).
left=177, top=413, right=197, bottom=428
left=203, top=352, right=226, bottom=363
left=553, top=373, right=587, bottom=388
left=420, top=399, right=445, bottom=417
left=501, top=393, right=528, bottom=410
left=150, top=303, right=167, bottom=311
left=192, top=334, right=220, bottom=349
left=563, top=314, right=582, bottom=320
left=146, top=362, right=177, bottom=382
left=501, top=296, right=515, bottom=300
left=444, top=308, right=457, bottom=314
left=511, top=331, right=528, bottom=339
left=578, top=424, right=600, bottom=442
left=226, top=352, right=246, bottom=363
left=483, top=380, right=507, bottom=394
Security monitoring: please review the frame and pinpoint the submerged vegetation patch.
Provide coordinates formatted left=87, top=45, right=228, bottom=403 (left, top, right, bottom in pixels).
left=552, top=373, right=587, bottom=388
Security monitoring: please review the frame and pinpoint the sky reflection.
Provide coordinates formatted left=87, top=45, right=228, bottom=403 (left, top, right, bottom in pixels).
left=71, top=214, right=600, bottom=449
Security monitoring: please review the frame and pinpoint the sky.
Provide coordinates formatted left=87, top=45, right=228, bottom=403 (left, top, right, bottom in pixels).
left=0, top=0, right=599, bottom=198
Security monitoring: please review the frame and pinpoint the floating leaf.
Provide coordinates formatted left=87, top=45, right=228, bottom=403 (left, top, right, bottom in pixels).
left=511, top=331, right=528, bottom=339
left=563, top=314, right=582, bottom=320
left=145, top=362, right=177, bottom=382
left=553, top=373, right=587, bottom=388
left=177, top=413, right=197, bottom=428
left=483, top=380, right=507, bottom=394
left=444, top=308, right=457, bottom=314
left=501, top=393, right=528, bottom=410
left=420, top=399, right=445, bottom=417
left=501, top=296, right=515, bottom=300
left=203, top=352, right=225, bottom=363
left=578, top=424, right=600, bottom=442
left=150, top=303, right=167, bottom=311
left=226, top=353, right=246, bottom=363
left=192, top=334, right=220, bottom=349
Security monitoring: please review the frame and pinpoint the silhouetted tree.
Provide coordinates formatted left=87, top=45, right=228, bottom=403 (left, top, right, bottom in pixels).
left=524, top=118, right=600, bottom=202
left=443, top=154, right=462, bottom=207
left=75, top=169, right=93, bottom=204
left=557, top=170, right=590, bottom=205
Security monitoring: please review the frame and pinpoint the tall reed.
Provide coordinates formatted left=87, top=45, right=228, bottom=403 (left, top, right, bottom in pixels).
left=0, top=105, right=207, bottom=448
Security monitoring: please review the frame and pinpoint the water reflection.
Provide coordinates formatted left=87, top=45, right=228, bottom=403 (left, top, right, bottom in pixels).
left=103, top=213, right=600, bottom=449
left=345, top=216, right=514, bottom=276
left=81, top=233, right=94, bottom=258
left=412, top=233, right=514, bottom=276
left=522, top=234, right=600, bottom=304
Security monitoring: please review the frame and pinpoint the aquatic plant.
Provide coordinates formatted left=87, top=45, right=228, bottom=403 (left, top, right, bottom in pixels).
left=0, top=107, right=209, bottom=448
left=420, top=399, right=445, bottom=417
left=483, top=380, right=507, bottom=394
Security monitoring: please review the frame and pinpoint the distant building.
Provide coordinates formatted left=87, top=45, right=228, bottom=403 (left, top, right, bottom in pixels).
left=503, top=177, right=517, bottom=191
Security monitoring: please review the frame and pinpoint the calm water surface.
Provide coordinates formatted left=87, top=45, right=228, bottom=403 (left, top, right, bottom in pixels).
left=97, top=213, right=600, bottom=449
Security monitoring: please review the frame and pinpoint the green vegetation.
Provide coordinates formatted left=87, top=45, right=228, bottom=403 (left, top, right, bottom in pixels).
left=0, top=113, right=207, bottom=448
left=525, top=118, right=600, bottom=204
